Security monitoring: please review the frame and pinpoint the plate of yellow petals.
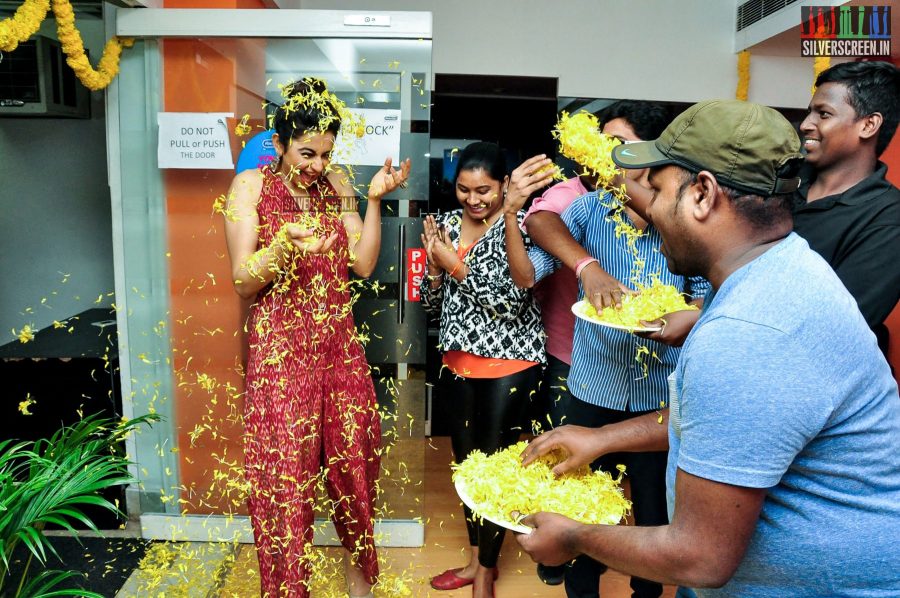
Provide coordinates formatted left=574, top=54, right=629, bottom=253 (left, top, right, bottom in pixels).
left=571, top=282, right=698, bottom=333
left=453, top=441, right=631, bottom=534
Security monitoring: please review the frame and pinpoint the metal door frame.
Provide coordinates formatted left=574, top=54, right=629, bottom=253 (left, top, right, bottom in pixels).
left=106, top=7, right=432, bottom=544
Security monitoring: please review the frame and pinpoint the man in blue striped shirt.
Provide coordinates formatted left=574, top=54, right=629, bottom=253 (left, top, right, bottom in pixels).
left=529, top=197, right=709, bottom=414
left=504, top=104, right=709, bottom=598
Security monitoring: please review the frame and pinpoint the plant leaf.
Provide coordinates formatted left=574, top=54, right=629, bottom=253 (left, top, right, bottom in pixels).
left=16, top=568, right=104, bottom=598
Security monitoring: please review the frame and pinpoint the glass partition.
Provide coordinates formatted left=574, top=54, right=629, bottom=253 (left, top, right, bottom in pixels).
left=112, top=34, right=432, bottom=545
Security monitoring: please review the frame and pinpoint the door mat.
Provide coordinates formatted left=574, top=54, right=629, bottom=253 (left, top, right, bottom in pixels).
left=4, top=536, right=152, bottom=598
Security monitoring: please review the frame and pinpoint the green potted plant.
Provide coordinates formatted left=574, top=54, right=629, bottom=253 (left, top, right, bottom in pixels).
left=0, top=413, right=159, bottom=598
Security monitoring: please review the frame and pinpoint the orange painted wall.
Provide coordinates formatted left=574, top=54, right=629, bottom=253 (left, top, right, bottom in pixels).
left=880, top=132, right=900, bottom=384
left=162, top=34, right=267, bottom=513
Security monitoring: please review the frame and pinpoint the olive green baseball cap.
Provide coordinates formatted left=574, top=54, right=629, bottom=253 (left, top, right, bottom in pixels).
left=611, top=100, right=803, bottom=196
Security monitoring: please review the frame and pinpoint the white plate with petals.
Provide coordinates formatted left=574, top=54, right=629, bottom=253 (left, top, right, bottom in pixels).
left=570, top=300, right=663, bottom=333
left=454, top=478, right=532, bottom=534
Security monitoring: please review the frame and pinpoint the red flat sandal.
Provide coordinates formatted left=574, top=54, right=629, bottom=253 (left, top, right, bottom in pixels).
left=431, top=568, right=473, bottom=590
left=430, top=568, right=499, bottom=591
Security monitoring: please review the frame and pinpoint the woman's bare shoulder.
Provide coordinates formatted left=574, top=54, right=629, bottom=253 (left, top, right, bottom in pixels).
left=227, top=169, right=268, bottom=209
left=231, top=168, right=266, bottom=192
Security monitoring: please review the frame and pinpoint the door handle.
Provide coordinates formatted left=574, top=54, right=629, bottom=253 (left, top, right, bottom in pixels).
left=398, top=223, right=405, bottom=325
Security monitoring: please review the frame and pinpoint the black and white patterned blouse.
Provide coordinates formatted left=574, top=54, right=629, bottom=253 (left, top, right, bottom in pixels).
left=420, top=209, right=546, bottom=364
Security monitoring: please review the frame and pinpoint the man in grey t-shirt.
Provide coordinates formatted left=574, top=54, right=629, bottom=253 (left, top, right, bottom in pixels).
left=516, top=100, right=900, bottom=597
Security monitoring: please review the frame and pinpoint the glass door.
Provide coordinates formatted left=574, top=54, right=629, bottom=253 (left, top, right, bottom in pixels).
left=107, top=11, right=432, bottom=548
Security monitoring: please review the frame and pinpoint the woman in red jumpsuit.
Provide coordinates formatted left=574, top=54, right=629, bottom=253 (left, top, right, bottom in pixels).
left=223, top=78, right=410, bottom=598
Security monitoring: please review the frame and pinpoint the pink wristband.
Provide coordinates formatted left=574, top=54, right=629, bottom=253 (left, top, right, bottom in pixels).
left=575, top=257, right=598, bottom=279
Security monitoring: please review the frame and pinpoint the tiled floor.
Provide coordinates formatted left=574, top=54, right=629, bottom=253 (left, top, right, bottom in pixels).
left=116, top=435, right=676, bottom=597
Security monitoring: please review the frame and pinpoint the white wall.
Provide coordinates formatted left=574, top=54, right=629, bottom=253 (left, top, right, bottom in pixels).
left=0, top=0, right=822, bottom=343
left=746, top=54, right=827, bottom=109
left=0, top=18, right=114, bottom=339
left=292, top=0, right=820, bottom=109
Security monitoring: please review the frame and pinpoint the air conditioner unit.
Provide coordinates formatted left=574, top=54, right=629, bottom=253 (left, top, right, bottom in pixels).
left=0, top=35, right=91, bottom=118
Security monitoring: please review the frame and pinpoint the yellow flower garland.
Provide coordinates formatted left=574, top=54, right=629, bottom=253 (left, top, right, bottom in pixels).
left=52, top=0, right=133, bottom=91
left=735, top=50, right=750, bottom=101
left=0, top=0, right=49, bottom=52
left=812, top=56, right=830, bottom=95
left=0, top=0, right=132, bottom=90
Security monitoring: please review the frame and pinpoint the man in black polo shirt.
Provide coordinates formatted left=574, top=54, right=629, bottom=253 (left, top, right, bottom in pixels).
left=794, top=61, right=899, bottom=354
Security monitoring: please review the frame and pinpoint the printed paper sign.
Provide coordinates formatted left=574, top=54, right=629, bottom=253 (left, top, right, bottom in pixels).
left=336, top=108, right=401, bottom=167
left=158, top=112, right=234, bottom=169
left=406, top=248, right=426, bottom=302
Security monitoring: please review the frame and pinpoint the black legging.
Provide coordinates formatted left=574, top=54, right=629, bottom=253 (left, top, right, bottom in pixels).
left=446, top=364, right=542, bottom=568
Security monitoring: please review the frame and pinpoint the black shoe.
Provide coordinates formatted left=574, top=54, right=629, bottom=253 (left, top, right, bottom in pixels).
left=536, top=563, right=565, bottom=586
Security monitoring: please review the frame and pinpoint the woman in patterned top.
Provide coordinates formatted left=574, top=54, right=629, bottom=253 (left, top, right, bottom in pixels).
left=422, top=142, right=546, bottom=598
left=223, top=78, right=409, bottom=598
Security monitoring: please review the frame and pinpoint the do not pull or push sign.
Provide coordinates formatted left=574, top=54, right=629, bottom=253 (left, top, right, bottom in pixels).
left=158, top=112, right=234, bottom=169
left=406, top=248, right=426, bottom=302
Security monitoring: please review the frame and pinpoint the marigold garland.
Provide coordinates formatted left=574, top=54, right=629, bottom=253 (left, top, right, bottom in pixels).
left=0, top=0, right=132, bottom=90
left=52, top=0, right=134, bottom=91
left=735, top=50, right=750, bottom=101
left=0, top=0, right=49, bottom=53
left=812, top=56, right=830, bottom=95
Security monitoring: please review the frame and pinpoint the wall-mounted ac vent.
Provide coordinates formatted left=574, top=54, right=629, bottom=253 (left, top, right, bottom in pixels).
left=736, top=0, right=801, bottom=32
left=0, top=35, right=91, bottom=118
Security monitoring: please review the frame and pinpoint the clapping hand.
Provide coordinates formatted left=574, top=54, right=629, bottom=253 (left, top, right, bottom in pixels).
left=421, top=215, right=458, bottom=273
left=368, top=157, right=412, bottom=200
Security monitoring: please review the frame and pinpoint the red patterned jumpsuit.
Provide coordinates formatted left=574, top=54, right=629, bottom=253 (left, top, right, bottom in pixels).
left=243, top=169, right=381, bottom=597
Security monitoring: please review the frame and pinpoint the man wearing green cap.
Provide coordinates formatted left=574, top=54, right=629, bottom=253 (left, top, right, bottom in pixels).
left=624, top=61, right=900, bottom=352
left=516, top=100, right=900, bottom=597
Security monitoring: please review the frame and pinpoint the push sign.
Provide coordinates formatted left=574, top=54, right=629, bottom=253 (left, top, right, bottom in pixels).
left=406, top=248, right=426, bottom=302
